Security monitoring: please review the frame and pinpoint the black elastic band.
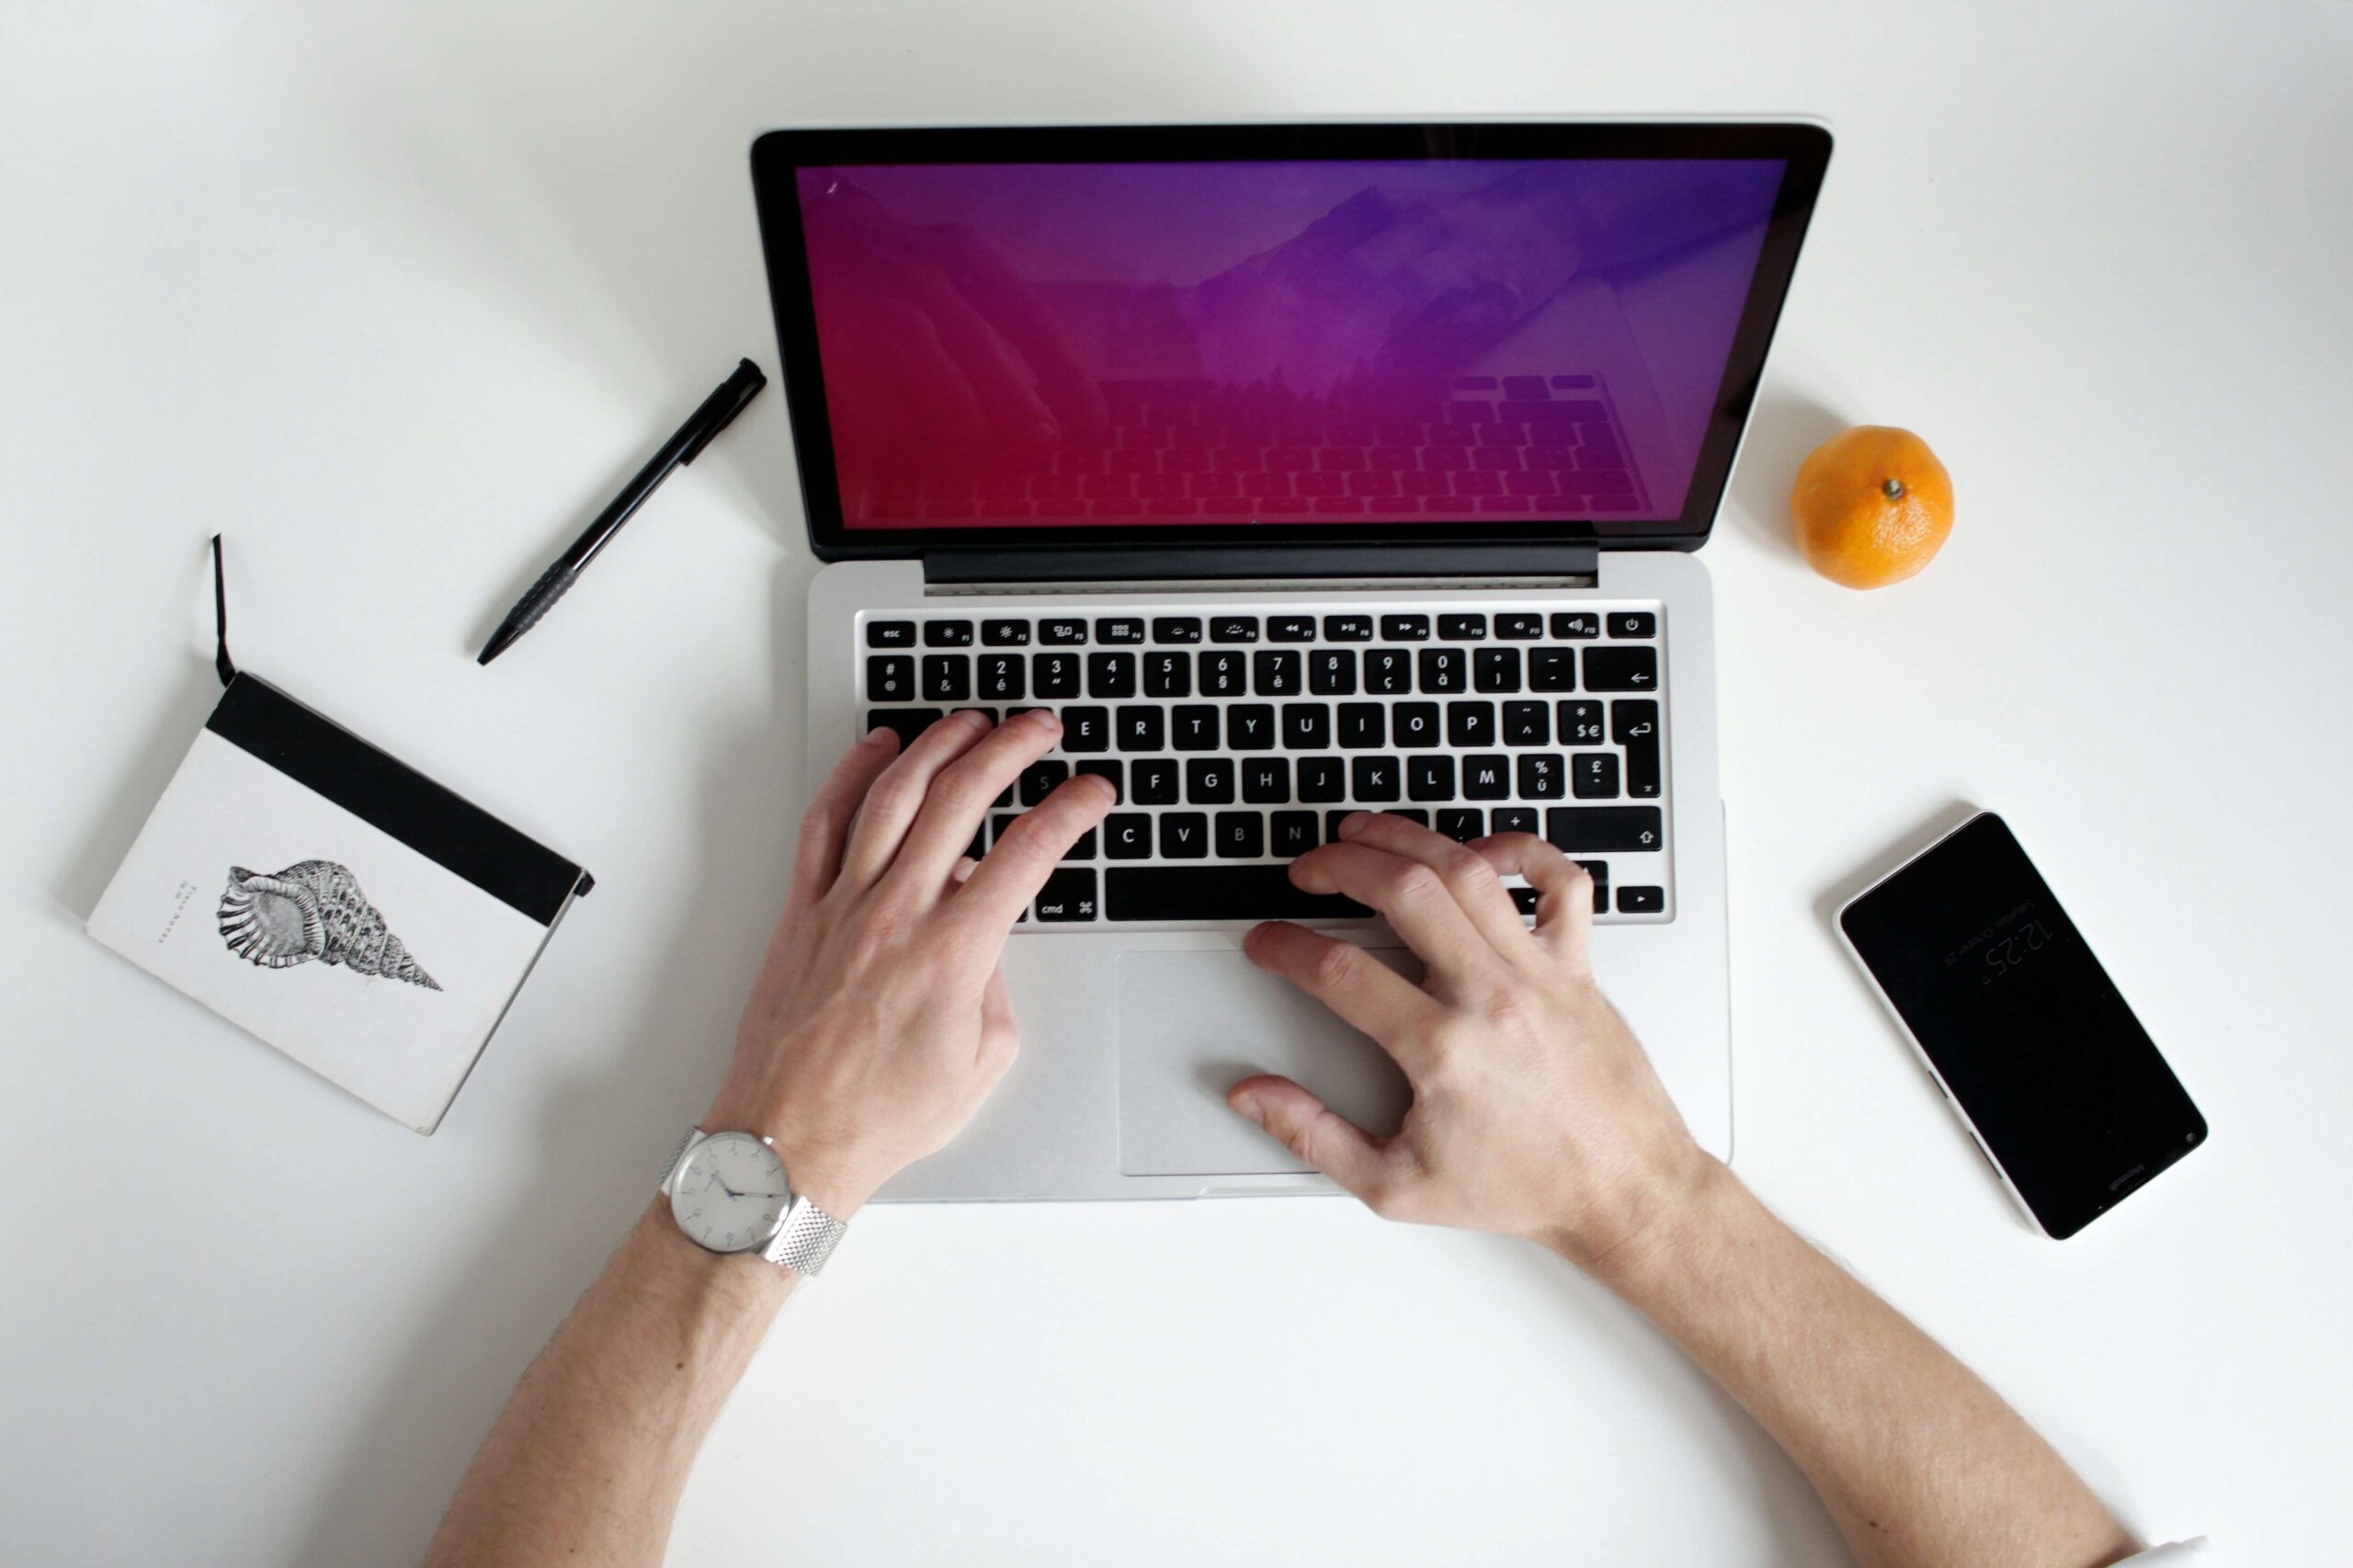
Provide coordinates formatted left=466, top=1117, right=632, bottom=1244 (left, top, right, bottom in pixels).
left=210, top=534, right=237, bottom=687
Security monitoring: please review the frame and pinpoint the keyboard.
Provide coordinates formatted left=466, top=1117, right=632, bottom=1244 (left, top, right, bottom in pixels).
left=870, top=373, right=1650, bottom=522
left=861, top=603, right=1673, bottom=928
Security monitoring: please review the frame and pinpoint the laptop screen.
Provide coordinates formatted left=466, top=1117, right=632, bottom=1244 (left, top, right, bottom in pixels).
left=754, top=125, right=1829, bottom=552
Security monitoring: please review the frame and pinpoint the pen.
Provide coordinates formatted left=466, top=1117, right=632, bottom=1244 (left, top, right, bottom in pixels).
left=478, top=358, right=767, bottom=665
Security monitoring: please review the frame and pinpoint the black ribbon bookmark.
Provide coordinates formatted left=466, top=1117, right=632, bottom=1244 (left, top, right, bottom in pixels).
left=211, top=533, right=237, bottom=687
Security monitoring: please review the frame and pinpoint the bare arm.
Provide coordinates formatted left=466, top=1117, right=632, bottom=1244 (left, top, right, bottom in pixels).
left=1228, top=812, right=2140, bottom=1568
left=423, top=710, right=1110, bottom=1567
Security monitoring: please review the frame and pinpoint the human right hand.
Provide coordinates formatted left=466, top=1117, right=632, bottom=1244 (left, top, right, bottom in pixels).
left=1227, top=812, right=1713, bottom=1271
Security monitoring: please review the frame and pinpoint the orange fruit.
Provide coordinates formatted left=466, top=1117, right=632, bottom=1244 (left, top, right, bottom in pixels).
left=1790, top=426, right=1954, bottom=588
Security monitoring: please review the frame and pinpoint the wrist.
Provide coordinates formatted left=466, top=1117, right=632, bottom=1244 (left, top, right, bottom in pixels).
left=1538, top=1142, right=1735, bottom=1286
left=1557, top=1154, right=1755, bottom=1302
left=697, top=1086, right=878, bottom=1221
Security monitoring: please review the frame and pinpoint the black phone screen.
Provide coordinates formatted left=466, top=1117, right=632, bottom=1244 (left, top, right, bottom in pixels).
left=1839, top=813, right=2204, bottom=1237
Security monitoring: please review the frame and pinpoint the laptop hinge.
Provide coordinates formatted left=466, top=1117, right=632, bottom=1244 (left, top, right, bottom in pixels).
left=924, top=544, right=1599, bottom=590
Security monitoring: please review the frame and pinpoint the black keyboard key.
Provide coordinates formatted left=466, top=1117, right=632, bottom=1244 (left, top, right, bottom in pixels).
left=1365, top=648, right=1413, bottom=694
left=1308, top=647, right=1358, bottom=695
left=1270, top=811, right=1320, bottom=857
left=1033, top=652, right=1082, bottom=699
left=1199, top=650, right=1247, bottom=697
left=1337, top=703, right=1386, bottom=748
left=1381, top=613, right=1431, bottom=642
left=1407, top=755, right=1456, bottom=801
left=1619, top=885, right=1666, bottom=914
left=922, top=655, right=971, bottom=702
left=1211, top=616, right=1260, bottom=643
left=1062, top=824, right=1098, bottom=861
left=1392, top=701, right=1441, bottom=749
left=1105, top=812, right=1153, bottom=858
left=1492, top=806, right=1538, bottom=835
left=923, top=620, right=975, bottom=647
left=1253, top=650, right=1302, bottom=697
left=1062, top=706, right=1109, bottom=752
left=1495, top=613, right=1544, bottom=641
left=1473, top=647, right=1522, bottom=692
left=1172, top=705, right=1222, bottom=750
left=1438, top=614, right=1487, bottom=641
left=1215, top=812, right=1265, bottom=858
left=1116, top=706, right=1165, bottom=752
left=1158, top=812, right=1209, bottom=858
left=1549, top=611, right=1600, bottom=640
left=1502, top=700, right=1549, bottom=745
left=1436, top=808, right=1484, bottom=843
left=1546, top=806, right=1665, bottom=852
left=1461, top=755, right=1511, bottom=800
left=1131, top=757, right=1180, bottom=805
left=976, top=654, right=1024, bottom=701
left=1510, top=861, right=1606, bottom=914
left=1087, top=652, right=1137, bottom=699
left=1574, top=753, right=1620, bottom=798
left=1186, top=758, right=1235, bottom=803
left=1417, top=647, right=1467, bottom=693
left=1143, top=650, right=1191, bottom=698
left=1268, top=615, right=1318, bottom=642
left=1613, top=699, right=1662, bottom=797
left=1513, top=752, right=1561, bottom=798
left=1153, top=616, right=1204, bottom=644
left=1608, top=611, right=1658, bottom=639
left=967, top=822, right=988, bottom=861
left=1297, top=756, right=1346, bottom=802
left=1529, top=647, right=1578, bottom=691
left=1040, top=618, right=1089, bottom=645
left=1074, top=760, right=1122, bottom=801
left=867, top=655, right=915, bottom=701
left=1226, top=704, right=1277, bottom=750
left=991, top=811, right=1021, bottom=847
left=1583, top=646, right=1658, bottom=691
left=1106, top=866, right=1370, bottom=921
left=1351, top=756, right=1401, bottom=801
left=1325, top=810, right=1358, bottom=843
left=1393, top=810, right=1430, bottom=828
left=1281, top=702, right=1332, bottom=749
left=1446, top=701, right=1495, bottom=748
left=1242, top=756, right=1290, bottom=803
left=1036, top=868, right=1097, bottom=921
left=867, top=707, right=942, bottom=748
left=1323, top=614, right=1375, bottom=642
left=1097, top=617, right=1146, bottom=644
left=866, top=619, right=915, bottom=648
left=1561, top=699, right=1606, bottom=744
left=983, top=619, right=1032, bottom=646
left=1020, top=760, right=1069, bottom=804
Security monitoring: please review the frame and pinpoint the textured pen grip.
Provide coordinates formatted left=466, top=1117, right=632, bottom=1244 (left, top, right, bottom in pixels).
left=509, top=562, right=577, bottom=637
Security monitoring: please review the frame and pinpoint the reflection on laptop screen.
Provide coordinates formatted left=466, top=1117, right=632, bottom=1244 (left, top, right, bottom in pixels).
left=793, top=157, right=1787, bottom=530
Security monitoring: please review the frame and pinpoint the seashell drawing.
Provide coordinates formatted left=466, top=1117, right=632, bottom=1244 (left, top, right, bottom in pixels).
left=218, top=859, right=440, bottom=991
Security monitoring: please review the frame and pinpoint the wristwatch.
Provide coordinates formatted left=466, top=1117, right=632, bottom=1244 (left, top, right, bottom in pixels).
left=657, top=1126, right=847, bottom=1277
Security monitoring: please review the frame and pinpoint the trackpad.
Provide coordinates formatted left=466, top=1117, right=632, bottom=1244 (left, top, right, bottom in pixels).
left=1116, top=949, right=1415, bottom=1177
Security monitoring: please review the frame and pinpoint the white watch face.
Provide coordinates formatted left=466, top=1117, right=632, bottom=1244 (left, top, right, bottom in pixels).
left=670, top=1133, right=790, bottom=1254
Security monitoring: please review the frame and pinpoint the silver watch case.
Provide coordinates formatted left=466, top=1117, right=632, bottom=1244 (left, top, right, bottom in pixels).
left=659, top=1126, right=847, bottom=1276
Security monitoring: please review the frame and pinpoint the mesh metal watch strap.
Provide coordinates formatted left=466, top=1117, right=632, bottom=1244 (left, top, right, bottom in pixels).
left=760, top=1195, right=847, bottom=1277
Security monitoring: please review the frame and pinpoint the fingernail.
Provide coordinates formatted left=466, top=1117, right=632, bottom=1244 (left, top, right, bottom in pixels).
left=1025, top=708, right=1062, bottom=733
left=863, top=725, right=893, bottom=745
left=1082, top=771, right=1118, bottom=800
left=960, top=709, right=992, bottom=729
left=1232, top=1094, right=1264, bottom=1126
left=1338, top=812, right=1371, bottom=838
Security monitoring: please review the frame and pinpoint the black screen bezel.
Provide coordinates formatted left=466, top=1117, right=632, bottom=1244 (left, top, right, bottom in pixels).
left=1840, top=813, right=2206, bottom=1239
left=748, top=120, right=1832, bottom=562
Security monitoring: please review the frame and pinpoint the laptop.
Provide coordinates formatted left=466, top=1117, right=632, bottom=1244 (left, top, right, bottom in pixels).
left=751, top=121, right=1832, bottom=1199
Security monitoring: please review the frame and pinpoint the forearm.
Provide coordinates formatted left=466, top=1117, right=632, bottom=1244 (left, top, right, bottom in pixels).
left=1587, top=1164, right=2138, bottom=1568
left=423, top=1203, right=793, bottom=1568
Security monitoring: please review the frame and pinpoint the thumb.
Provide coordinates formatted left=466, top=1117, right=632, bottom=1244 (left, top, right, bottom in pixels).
left=1228, top=1075, right=1388, bottom=1200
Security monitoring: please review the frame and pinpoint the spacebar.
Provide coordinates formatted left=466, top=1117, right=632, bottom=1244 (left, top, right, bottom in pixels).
left=1105, top=867, right=1373, bottom=922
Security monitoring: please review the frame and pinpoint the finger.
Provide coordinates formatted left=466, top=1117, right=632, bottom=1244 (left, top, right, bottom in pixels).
left=954, top=774, right=1117, bottom=932
left=1469, top=832, right=1596, bottom=964
left=1286, top=839, right=1493, bottom=981
left=836, top=710, right=995, bottom=888
left=1325, top=811, right=1529, bottom=955
left=788, top=725, right=902, bottom=906
left=886, top=708, right=1064, bottom=891
left=1227, top=1075, right=1389, bottom=1201
left=1240, top=920, right=1438, bottom=1054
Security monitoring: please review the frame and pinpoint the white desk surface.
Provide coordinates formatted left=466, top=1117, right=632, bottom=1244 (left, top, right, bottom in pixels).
left=6, top=3, right=2349, bottom=1562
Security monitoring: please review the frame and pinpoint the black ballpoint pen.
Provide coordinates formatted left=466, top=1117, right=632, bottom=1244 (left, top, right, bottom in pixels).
left=478, top=358, right=767, bottom=665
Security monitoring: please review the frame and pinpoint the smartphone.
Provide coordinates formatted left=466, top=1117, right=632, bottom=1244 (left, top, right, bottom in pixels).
left=1837, top=812, right=2205, bottom=1238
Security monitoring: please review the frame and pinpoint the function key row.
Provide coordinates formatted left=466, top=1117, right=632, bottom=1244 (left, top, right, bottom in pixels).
left=866, top=609, right=1658, bottom=650
left=871, top=646, right=1655, bottom=702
